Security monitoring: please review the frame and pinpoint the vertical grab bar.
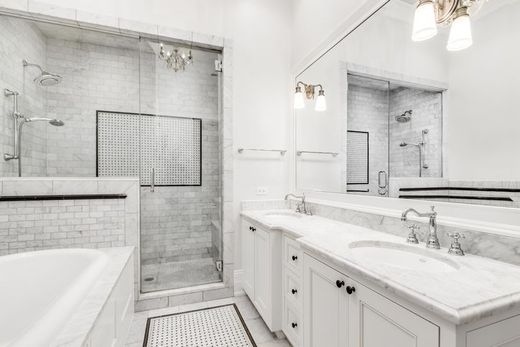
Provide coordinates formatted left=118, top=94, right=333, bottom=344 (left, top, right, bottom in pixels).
left=151, top=168, right=155, bottom=192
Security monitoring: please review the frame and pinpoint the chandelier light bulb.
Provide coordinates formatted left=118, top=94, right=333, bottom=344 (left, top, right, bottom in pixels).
left=412, top=0, right=438, bottom=42
left=447, top=8, right=473, bottom=51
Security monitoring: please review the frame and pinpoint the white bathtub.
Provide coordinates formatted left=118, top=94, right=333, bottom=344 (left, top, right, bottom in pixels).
left=0, top=249, right=109, bottom=347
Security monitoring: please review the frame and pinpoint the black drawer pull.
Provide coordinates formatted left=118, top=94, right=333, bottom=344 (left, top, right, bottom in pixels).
left=346, top=286, right=356, bottom=294
left=291, top=255, right=298, bottom=261
left=291, top=289, right=298, bottom=295
left=291, top=322, right=298, bottom=328
left=336, top=280, right=345, bottom=288
left=250, top=226, right=256, bottom=232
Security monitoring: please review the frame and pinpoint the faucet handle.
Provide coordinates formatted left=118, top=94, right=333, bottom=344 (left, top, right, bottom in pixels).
left=447, top=232, right=465, bottom=256
left=447, top=232, right=465, bottom=242
left=406, top=224, right=420, bottom=244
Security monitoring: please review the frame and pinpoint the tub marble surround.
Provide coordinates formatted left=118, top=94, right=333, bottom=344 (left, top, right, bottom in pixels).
left=241, top=208, right=520, bottom=325
left=50, top=246, right=133, bottom=346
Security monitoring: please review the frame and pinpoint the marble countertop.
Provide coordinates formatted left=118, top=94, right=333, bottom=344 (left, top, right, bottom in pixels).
left=241, top=210, right=520, bottom=325
left=52, top=246, right=134, bottom=346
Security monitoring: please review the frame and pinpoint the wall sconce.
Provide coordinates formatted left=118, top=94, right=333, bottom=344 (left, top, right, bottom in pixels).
left=293, top=81, right=327, bottom=112
left=411, top=0, right=484, bottom=51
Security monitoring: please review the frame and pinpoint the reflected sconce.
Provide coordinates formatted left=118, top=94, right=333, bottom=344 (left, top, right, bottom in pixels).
left=411, top=0, right=483, bottom=51
left=293, top=81, right=327, bottom=112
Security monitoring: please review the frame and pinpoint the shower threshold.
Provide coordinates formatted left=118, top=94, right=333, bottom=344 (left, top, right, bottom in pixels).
left=141, top=257, right=222, bottom=293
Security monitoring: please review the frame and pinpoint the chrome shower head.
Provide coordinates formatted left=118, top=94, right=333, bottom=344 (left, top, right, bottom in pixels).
left=25, top=117, right=65, bottom=126
left=395, top=110, right=412, bottom=123
left=49, top=119, right=64, bottom=126
left=23, top=59, right=62, bottom=86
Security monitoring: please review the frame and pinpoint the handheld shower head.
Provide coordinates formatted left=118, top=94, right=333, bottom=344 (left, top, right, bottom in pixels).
left=400, top=142, right=408, bottom=147
left=23, top=59, right=62, bottom=86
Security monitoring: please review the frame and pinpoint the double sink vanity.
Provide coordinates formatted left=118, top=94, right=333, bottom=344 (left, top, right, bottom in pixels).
left=241, top=202, right=520, bottom=347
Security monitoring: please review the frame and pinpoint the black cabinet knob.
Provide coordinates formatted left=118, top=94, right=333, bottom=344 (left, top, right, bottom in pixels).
left=291, top=322, right=298, bottom=328
left=291, top=255, right=298, bottom=261
left=336, top=280, right=345, bottom=288
left=291, top=289, right=298, bottom=294
left=346, top=286, right=356, bottom=294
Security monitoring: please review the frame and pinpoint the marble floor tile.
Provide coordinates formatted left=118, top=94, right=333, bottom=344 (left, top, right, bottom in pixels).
left=125, top=295, right=290, bottom=346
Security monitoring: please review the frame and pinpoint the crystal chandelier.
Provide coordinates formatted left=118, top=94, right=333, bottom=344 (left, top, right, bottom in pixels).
left=158, top=43, right=193, bottom=72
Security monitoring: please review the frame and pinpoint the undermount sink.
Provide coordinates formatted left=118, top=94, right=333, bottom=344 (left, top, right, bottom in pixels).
left=349, top=240, right=459, bottom=273
left=262, top=211, right=304, bottom=221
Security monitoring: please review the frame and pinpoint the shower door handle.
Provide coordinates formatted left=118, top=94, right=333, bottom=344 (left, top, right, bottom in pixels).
left=378, top=171, right=387, bottom=188
left=151, top=168, right=155, bottom=192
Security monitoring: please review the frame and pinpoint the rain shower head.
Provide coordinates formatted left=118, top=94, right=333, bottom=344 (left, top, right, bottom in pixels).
left=25, top=117, right=65, bottom=126
left=23, top=59, right=62, bottom=86
left=395, top=110, right=412, bottom=123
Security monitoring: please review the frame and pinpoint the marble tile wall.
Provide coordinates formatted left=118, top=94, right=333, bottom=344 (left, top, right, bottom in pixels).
left=44, top=37, right=140, bottom=176
left=0, top=16, right=48, bottom=176
left=347, top=84, right=389, bottom=196
left=0, top=198, right=125, bottom=255
left=389, top=87, right=442, bottom=178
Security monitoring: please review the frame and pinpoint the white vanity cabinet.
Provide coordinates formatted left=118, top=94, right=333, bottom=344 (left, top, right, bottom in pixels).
left=282, top=235, right=304, bottom=346
left=241, top=219, right=282, bottom=331
left=303, top=254, right=439, bottom=347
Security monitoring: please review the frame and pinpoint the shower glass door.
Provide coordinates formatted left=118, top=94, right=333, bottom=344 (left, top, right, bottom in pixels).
left=138, top=37, right=223, bottom=293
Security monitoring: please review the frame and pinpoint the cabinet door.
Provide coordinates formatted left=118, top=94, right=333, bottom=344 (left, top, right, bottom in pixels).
left=241, top=221, right=255, bottom=298
left=303, top=254, right=349, bottom=347
left=349, top=281, right=439, bottom=347
left=254, top=227, right=270, bottom=320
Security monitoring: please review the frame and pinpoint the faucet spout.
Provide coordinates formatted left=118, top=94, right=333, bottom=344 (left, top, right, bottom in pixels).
left=284, top=193, right=311, bottom=215
left=401, top=206, right=440, bottom=249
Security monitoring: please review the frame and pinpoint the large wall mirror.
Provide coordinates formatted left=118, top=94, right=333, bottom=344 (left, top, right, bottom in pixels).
left=295, top=0, right=520, bottom=208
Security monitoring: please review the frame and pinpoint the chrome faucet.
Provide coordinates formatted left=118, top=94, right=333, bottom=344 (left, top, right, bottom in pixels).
left=284, top=193, right=312, bottom=215
left=401, top=206, right=440, bottom=249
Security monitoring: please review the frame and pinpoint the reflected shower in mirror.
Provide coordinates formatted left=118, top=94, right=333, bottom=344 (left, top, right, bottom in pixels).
left=295, top=0, right=520, bottom=208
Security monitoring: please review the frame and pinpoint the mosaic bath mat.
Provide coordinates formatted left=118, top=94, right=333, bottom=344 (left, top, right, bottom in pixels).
left=143, top=304, right=256, bottom=347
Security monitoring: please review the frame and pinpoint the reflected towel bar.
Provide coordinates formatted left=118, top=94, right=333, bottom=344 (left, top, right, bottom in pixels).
left=296, top=150, right=338, bottom=157
left=238, top=148, right=287, bottom=155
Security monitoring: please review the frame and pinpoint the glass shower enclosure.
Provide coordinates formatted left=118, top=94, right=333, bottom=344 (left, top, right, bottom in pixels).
left=137, top=37, right=223, bottom=293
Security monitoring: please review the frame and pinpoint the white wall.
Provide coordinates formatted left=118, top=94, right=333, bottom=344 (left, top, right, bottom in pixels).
left=447, top=2, right=520, bottom=180
left=291, top=0, right=384, bottom=71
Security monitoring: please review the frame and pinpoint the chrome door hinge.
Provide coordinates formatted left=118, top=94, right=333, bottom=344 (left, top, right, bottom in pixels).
left=214, top=59, right=223, bottom=72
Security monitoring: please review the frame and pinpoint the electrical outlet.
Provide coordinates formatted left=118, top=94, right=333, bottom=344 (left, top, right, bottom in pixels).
left=256, top=187, right=268, bottom=195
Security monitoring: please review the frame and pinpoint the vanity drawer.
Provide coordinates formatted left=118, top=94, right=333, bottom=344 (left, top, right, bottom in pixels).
left=283, top=236, right=302, bottom=275
left=283, top=300, right=302, bottom=347
left=284, top=267, right=302, bottom=307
